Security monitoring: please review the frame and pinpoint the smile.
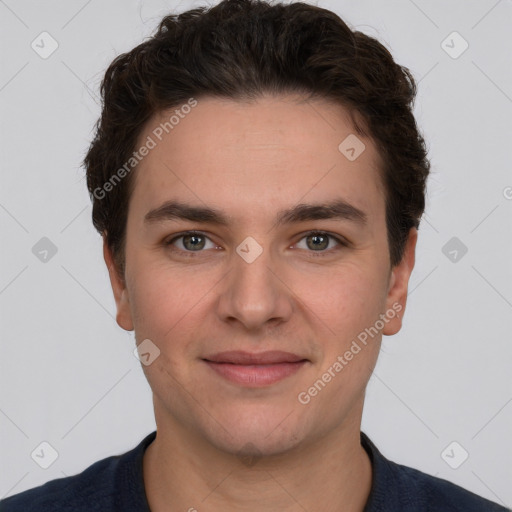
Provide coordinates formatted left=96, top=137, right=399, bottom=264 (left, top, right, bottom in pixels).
left=202, top=351, right=309, bottom=387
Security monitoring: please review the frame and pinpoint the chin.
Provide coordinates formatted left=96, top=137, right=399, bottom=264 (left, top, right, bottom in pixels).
left=212, top=428, right=305, bottom=460
left=200, top=404, right=311, bottom=458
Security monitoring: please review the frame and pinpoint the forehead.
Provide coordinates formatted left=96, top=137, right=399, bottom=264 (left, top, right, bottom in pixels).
left=129, top=95, right=385, bottom=226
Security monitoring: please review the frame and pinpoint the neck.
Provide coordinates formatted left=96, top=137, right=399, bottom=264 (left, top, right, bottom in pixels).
left=143, top=413, right=373, bottom=512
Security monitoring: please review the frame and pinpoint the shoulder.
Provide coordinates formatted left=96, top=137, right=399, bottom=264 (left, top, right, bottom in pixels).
left=361, top=432, right=510, bottom=512
left=0, top=454, right=120, bottom=512
left=0, top=432, right=156, bottom=512
left=391, top=460, right=509, bottom=511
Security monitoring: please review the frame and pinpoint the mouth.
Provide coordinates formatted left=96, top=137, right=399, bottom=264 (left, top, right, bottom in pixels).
left=202, top=351, right=309, bottom=387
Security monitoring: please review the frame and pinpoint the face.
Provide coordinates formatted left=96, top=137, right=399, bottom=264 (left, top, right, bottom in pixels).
left=104, top=94, right=416, bottom=457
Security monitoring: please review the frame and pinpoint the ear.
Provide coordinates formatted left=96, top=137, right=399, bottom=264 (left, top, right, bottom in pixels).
left=103, top=235, right=134, bottom=331
left=382, top=227, right=417, bottom=336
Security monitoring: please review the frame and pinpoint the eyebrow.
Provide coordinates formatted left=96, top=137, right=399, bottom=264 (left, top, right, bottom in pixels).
left=144, top=198, right=367, bottom=229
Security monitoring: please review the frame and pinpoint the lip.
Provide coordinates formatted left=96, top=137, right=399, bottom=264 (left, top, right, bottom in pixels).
left=203, top=351, right=309, bottom=387
left=204, top=350, right=306, bottom=365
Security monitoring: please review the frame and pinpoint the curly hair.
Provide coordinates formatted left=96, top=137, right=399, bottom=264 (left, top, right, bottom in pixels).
left=84, top=0, right=430, bottom=279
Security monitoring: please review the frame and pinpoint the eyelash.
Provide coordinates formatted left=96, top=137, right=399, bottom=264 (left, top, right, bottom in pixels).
left=164, top=230, right=348, bottom=258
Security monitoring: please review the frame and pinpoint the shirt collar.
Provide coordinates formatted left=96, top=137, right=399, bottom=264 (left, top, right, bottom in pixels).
left=360, top=430, right=427, bottom=511
left=127, top=430, right=425, bottom=511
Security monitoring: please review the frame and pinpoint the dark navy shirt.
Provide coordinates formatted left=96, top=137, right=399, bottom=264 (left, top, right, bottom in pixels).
left=1, top=431, right=509, bottom=511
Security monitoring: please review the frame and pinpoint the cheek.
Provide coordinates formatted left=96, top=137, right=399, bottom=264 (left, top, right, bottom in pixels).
left=127, top=261, right=203, bottom=339
left=293, top=263, right=387, bottom=334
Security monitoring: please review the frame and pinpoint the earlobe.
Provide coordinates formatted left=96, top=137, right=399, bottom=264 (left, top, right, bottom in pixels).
left=103, top=236, right=134, bottom=332
left=382, top=228, right=417, bottom=336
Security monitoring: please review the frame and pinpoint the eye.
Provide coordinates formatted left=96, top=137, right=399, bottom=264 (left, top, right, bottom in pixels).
left=164, top=230, right=347, bottom=258
left=294, top=231, right=346, bottom=256
left=165, top=231, right=218, bottom=255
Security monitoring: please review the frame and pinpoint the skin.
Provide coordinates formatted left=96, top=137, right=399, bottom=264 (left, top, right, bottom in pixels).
left=104, top=94, right=417, bottom=511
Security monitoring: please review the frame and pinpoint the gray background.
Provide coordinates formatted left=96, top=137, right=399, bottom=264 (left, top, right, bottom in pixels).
left=1, top=0, right=511, bottom=507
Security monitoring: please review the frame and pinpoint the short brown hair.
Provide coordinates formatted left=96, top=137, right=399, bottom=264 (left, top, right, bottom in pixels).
left=84, top=0, right=430, bottom=278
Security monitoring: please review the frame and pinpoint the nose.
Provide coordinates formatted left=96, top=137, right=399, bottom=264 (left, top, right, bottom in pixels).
left=215, top=242, right=294, bottom=332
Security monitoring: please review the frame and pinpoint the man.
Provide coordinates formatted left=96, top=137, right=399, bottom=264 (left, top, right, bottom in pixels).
left=1, top=0, right=508, bottom=510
